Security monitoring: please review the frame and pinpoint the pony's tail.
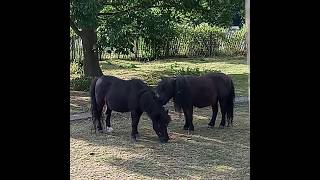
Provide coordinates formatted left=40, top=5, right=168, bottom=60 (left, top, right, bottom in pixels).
left=173, top=78, right=183, bottom=113
left=226, top=79, right=235, bottom=126
left=90, top=77, right=99, bottom=132
left=173, top=77, right=190, bottom=113
left=173, top=96, right=182, bottom=113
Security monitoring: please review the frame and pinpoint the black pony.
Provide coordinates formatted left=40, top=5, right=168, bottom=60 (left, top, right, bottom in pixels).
left=90, top=75, right=171, bottom=143
left=155, top=72, right=235, bottom=131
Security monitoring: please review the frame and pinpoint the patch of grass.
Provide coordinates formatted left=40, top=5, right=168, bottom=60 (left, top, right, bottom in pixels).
left=99, top=56, right=248, bottom=96
left=230, top=73, right=249, bottom=97
left=100, top=61, right=139, bottom=70
left=167, top=65, right=222, bottom=76
left=70, top=101, right=250, bottom=179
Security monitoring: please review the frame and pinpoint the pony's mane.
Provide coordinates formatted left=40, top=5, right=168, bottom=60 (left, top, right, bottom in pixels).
left=135, top=80, right=159, bottom=114
left=173, top=76, right=192, bottom=113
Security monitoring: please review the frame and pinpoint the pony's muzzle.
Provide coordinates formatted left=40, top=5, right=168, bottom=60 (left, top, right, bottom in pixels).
left=159, top=136, right=169, bottom=143
left=158, top=132, right=169, bottom=143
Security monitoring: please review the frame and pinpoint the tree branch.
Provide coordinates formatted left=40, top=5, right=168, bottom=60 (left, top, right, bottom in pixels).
left=70, top=18, right=82, bottom=37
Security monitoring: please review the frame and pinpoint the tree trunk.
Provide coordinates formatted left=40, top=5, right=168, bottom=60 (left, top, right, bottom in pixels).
left=81, top=28, right=103, bottom=77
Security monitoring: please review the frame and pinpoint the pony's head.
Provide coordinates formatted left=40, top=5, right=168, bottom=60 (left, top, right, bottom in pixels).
left=139, top=90, right=171, bottom=143
left=155, top=77, right=176, bottom=105
left=151, top=102, right=171, bottom=143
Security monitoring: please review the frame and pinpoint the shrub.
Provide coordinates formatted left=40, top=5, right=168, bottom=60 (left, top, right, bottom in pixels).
left=70, top=76, right=92, bottom=91
left=127, top=63, right=137, bottom=68
left=168, top=64, right=221, bottom=76
left=70, top=62, right=83, bottom=76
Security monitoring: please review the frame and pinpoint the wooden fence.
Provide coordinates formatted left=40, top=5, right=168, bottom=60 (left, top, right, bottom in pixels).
left=70, top=28, right=247, bottom=61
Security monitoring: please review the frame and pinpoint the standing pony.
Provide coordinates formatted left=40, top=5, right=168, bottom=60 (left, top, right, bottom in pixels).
left=90, top=75, right=171, bottom=143
left=155, top=72, right=235, bottom=131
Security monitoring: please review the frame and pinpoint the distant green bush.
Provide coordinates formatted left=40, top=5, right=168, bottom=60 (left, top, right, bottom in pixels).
left=70, top=76, right=92, bottom=91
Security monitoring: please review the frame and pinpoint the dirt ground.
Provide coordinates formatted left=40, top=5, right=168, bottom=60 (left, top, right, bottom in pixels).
left=70, top=99, right=249, bottom=179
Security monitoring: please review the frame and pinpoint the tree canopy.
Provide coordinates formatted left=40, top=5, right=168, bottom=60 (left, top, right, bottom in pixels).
left=70, top=0, right=245, bottom=76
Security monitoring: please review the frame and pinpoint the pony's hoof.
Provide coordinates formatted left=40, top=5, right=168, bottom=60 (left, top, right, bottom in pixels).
left=208, top=125, right=214, bottom=128
left=98, top=129, right=104, bottom=133
left=106, top=127, right=113, bottom=133
left=131, top=137, right=137, bottom=143
left=183, top=126, right=189, bottom=130
left=135, top=133, right=140, bottom=138
left=189, top=127, right=194, bottom=131
left=219, top=125, right=225, bottom=129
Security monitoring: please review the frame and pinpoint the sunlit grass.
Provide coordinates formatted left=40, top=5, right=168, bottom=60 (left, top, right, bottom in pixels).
left=99, top=56, right=248, bottom=96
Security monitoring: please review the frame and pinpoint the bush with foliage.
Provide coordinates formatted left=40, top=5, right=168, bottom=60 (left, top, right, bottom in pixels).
left=70, top=62, right=92, bottom=91
left=222, top=25, right=247, bottom=55
left=70, top=76, right=92, bottom=91
left=168, top=63, right=222, bottom=76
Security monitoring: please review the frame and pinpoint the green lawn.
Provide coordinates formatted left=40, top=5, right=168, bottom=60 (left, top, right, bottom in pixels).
left=99, top=56, right=248, bottom=96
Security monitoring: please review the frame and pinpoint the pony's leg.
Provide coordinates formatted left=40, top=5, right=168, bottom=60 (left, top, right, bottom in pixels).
left=130, top=110, right=143, bottom=142
left=219, top=100, right=227, bottom=128
left=105, top=107, right=113, bottom=133
left=208, top=102, right=219, bottom=128
left=183, top=118, right=190, bottom=130
left=182, top=107, right=190, bottom=130
left=189, top=110, right=194, bottom=131
left=183, top=107, right=194, bottom=131
left=95, top=102, right=104, bottom=133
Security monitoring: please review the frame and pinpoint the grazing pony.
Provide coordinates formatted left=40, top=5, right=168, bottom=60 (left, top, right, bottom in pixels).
left=90, top=75, right=171, bottom=143
left=155, top=72, right=235, bottom=131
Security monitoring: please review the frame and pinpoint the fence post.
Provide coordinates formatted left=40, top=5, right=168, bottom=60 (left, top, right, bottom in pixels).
left=71, top=36, right=75, bottom=61
left=209, top=33, right=212, bottom=57
left=134, top=37, right=140, bottom=60
left=165, top=40, right=170, bottom=58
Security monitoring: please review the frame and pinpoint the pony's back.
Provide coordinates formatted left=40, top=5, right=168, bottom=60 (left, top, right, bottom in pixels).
left=130, top=78, right=150, bottom=92
left=205, top=72, right=233, bottom=97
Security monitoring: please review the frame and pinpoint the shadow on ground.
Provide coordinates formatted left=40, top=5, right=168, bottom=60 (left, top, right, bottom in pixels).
left=70, top=101, right=249, bottom=179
